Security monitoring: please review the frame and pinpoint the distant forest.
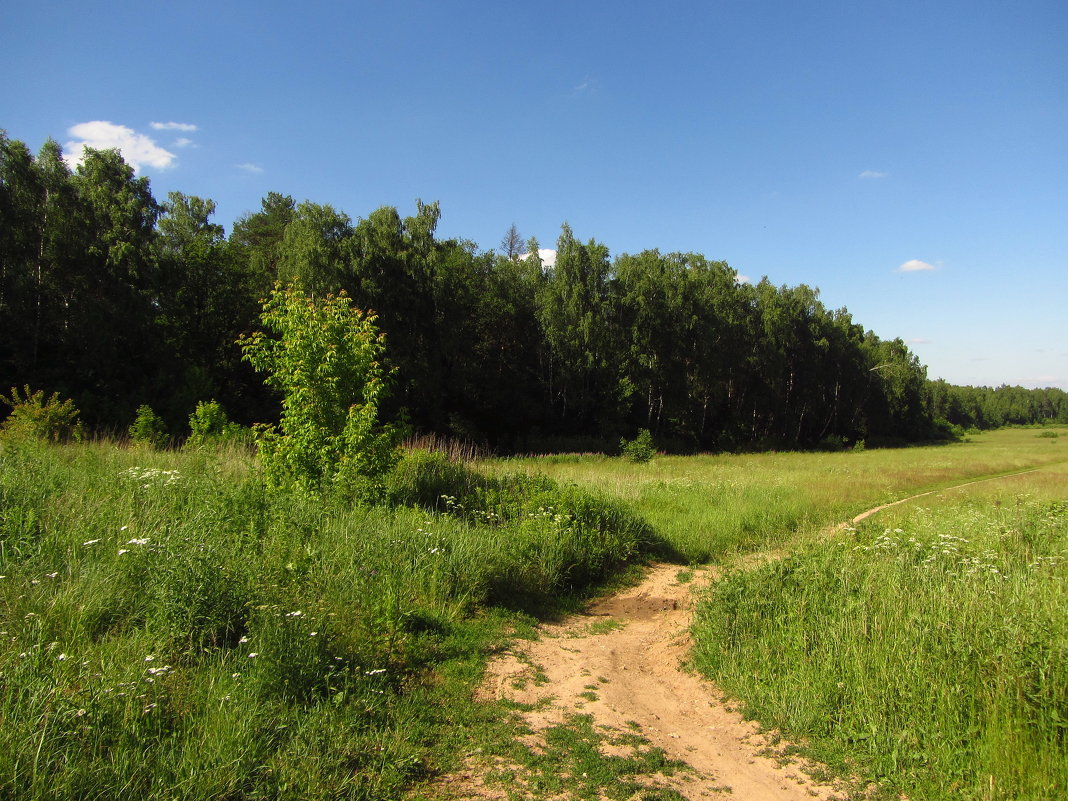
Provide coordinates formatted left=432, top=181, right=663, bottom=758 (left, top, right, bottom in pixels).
left=2, top=131, right=1066, bottom=451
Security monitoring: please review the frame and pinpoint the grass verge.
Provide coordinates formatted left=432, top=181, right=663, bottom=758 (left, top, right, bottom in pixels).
left=690, top=460, right=1068, bottom=800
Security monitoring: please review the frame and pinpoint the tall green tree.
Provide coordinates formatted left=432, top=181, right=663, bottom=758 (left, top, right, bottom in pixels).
left=538, top=224, right=622, bottom=436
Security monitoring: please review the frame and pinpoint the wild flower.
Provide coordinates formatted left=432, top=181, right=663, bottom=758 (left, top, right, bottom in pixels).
left=121, top=467, right=182, bottom=487
left=82, top=539, right=100, bottom=546
left=248, top=652, right=259, bottom=658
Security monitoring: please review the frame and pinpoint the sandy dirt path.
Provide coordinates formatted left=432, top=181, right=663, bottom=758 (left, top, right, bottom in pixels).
left=433, top=466, right=1052, bottom=800
left=471, top=562, right=847, bottom=800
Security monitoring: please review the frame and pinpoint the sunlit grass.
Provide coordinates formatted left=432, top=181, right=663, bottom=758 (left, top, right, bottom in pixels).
left=0, top=438, right=649, bottom=799
left=691, top=458, right=1068, bottom=800
left=490, top=428, right=1067, bottom=560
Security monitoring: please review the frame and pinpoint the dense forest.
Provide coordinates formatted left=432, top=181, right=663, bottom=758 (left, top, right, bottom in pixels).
left=2, top=131, right=1066, bottom=451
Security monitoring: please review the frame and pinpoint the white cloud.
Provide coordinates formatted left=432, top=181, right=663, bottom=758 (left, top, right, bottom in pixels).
left=735, top=274, right=751, bottom=284
left=63, top=121, right=175, bottom=172
left=572, top=75, right=595, bottom=95
left=150, top=121, right=198, bottom=132
left=174, top=137, right=194, bottom=148
left=897, top=259, right=937, bottom=272
left=236, top=162, right=264, bottom=174
left=859, top=170, right=888, bottom=179
left=521, top=248, right=557, bottom=267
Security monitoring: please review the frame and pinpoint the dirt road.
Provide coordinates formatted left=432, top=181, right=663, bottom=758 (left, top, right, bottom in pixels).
left=470, top=562, right=846, bottom=800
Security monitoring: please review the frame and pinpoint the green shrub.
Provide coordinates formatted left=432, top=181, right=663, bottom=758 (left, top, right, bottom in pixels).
left=129, top=404, right=169, bottom=449
left=0, top=385, right=83, bottom=443
left=239, top=281, right=402, bottom=499
left=620, top=429, right=655, bottom=463
left=186, top=400, right=249, bottom=449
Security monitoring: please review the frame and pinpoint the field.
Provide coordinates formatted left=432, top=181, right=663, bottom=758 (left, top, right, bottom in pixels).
left=495, top=428, right=1067, bottom=561
left=1, top=428, right=1065, bottom=799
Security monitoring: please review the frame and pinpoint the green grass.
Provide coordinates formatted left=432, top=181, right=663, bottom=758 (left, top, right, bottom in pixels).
left=0, top=438, right=650, bottom=800
left=690, top=459, right=1068, bottom=801
left=492, top=428, right=1067, bottom=561
left=2, top=429, right=1064, bottom=799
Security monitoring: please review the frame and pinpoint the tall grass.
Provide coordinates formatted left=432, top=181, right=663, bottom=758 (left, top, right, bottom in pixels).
left=492, top=428, right=1067, bottom=560
left=0, top=439, right=649, bottom=799
left=691, top=462, right=1068, bottom=800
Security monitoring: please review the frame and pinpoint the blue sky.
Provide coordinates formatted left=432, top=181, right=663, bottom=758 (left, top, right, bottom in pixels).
left=3, top=0, right=1066, bottom=389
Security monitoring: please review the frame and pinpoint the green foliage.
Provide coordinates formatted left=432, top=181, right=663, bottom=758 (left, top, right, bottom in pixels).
left=620, top=429, right=655, bottom=463
left=0, top=386, right=84, bottom=443
left=386, top=452, right=660, bottom=603
left=128, top=404, right=168, bottom=449
left=239, top=281, right=402, bottom=498
left=385, top=449, right=486, bottom=510
left=185, top=400, right=248, bottom=450
left=0, top=435, right=651, bottom=800
left=692, top=494, right=1068, bottom=800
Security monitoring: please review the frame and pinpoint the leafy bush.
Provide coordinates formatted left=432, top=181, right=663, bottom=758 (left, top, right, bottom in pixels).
left=186, top=400, right=249, bottom=449
left=620, top=429, right=655, bottom=463
left=129, top=404, right=168, bottom=449
left=240, top=281, right=402, bottom=499
left=0, top=385, right=83, bottom=443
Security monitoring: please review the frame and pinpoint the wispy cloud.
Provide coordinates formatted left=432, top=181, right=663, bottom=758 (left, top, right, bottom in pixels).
left=735, top=274, right=751, bottom=284
left=150, top=121, right=198, bottom=132
left=63, top=121, right=175, bottom=172
left=897, top=259, right=937, bottom=272
left=859, top=170, right=888, bottom=179
left=174, top=137, right=194, bottom=148
left=237, top=162, right=264, bottom=174
left=572, top=75, right=595, bottom=96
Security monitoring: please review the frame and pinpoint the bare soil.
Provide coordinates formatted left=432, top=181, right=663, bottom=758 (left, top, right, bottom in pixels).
left=439, top=562, right=850, bottom=800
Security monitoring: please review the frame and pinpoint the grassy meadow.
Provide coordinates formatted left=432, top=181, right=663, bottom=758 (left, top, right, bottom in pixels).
left=493, top=428, right=1067, bottom=561
left=0, top=427, right=1064, bottom=799
left=691, top=449, right=1068, bottom=800
left=0, top=440, right=653, bottom=800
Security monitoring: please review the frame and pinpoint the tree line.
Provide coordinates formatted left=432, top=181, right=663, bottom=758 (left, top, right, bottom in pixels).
left=2, top=131, right=1065, bottom=451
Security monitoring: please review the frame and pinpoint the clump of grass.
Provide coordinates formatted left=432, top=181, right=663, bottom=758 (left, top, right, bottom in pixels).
left=387, top=449, right=668, bottom=605
left=691, top=492, right=1068, bottom=800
